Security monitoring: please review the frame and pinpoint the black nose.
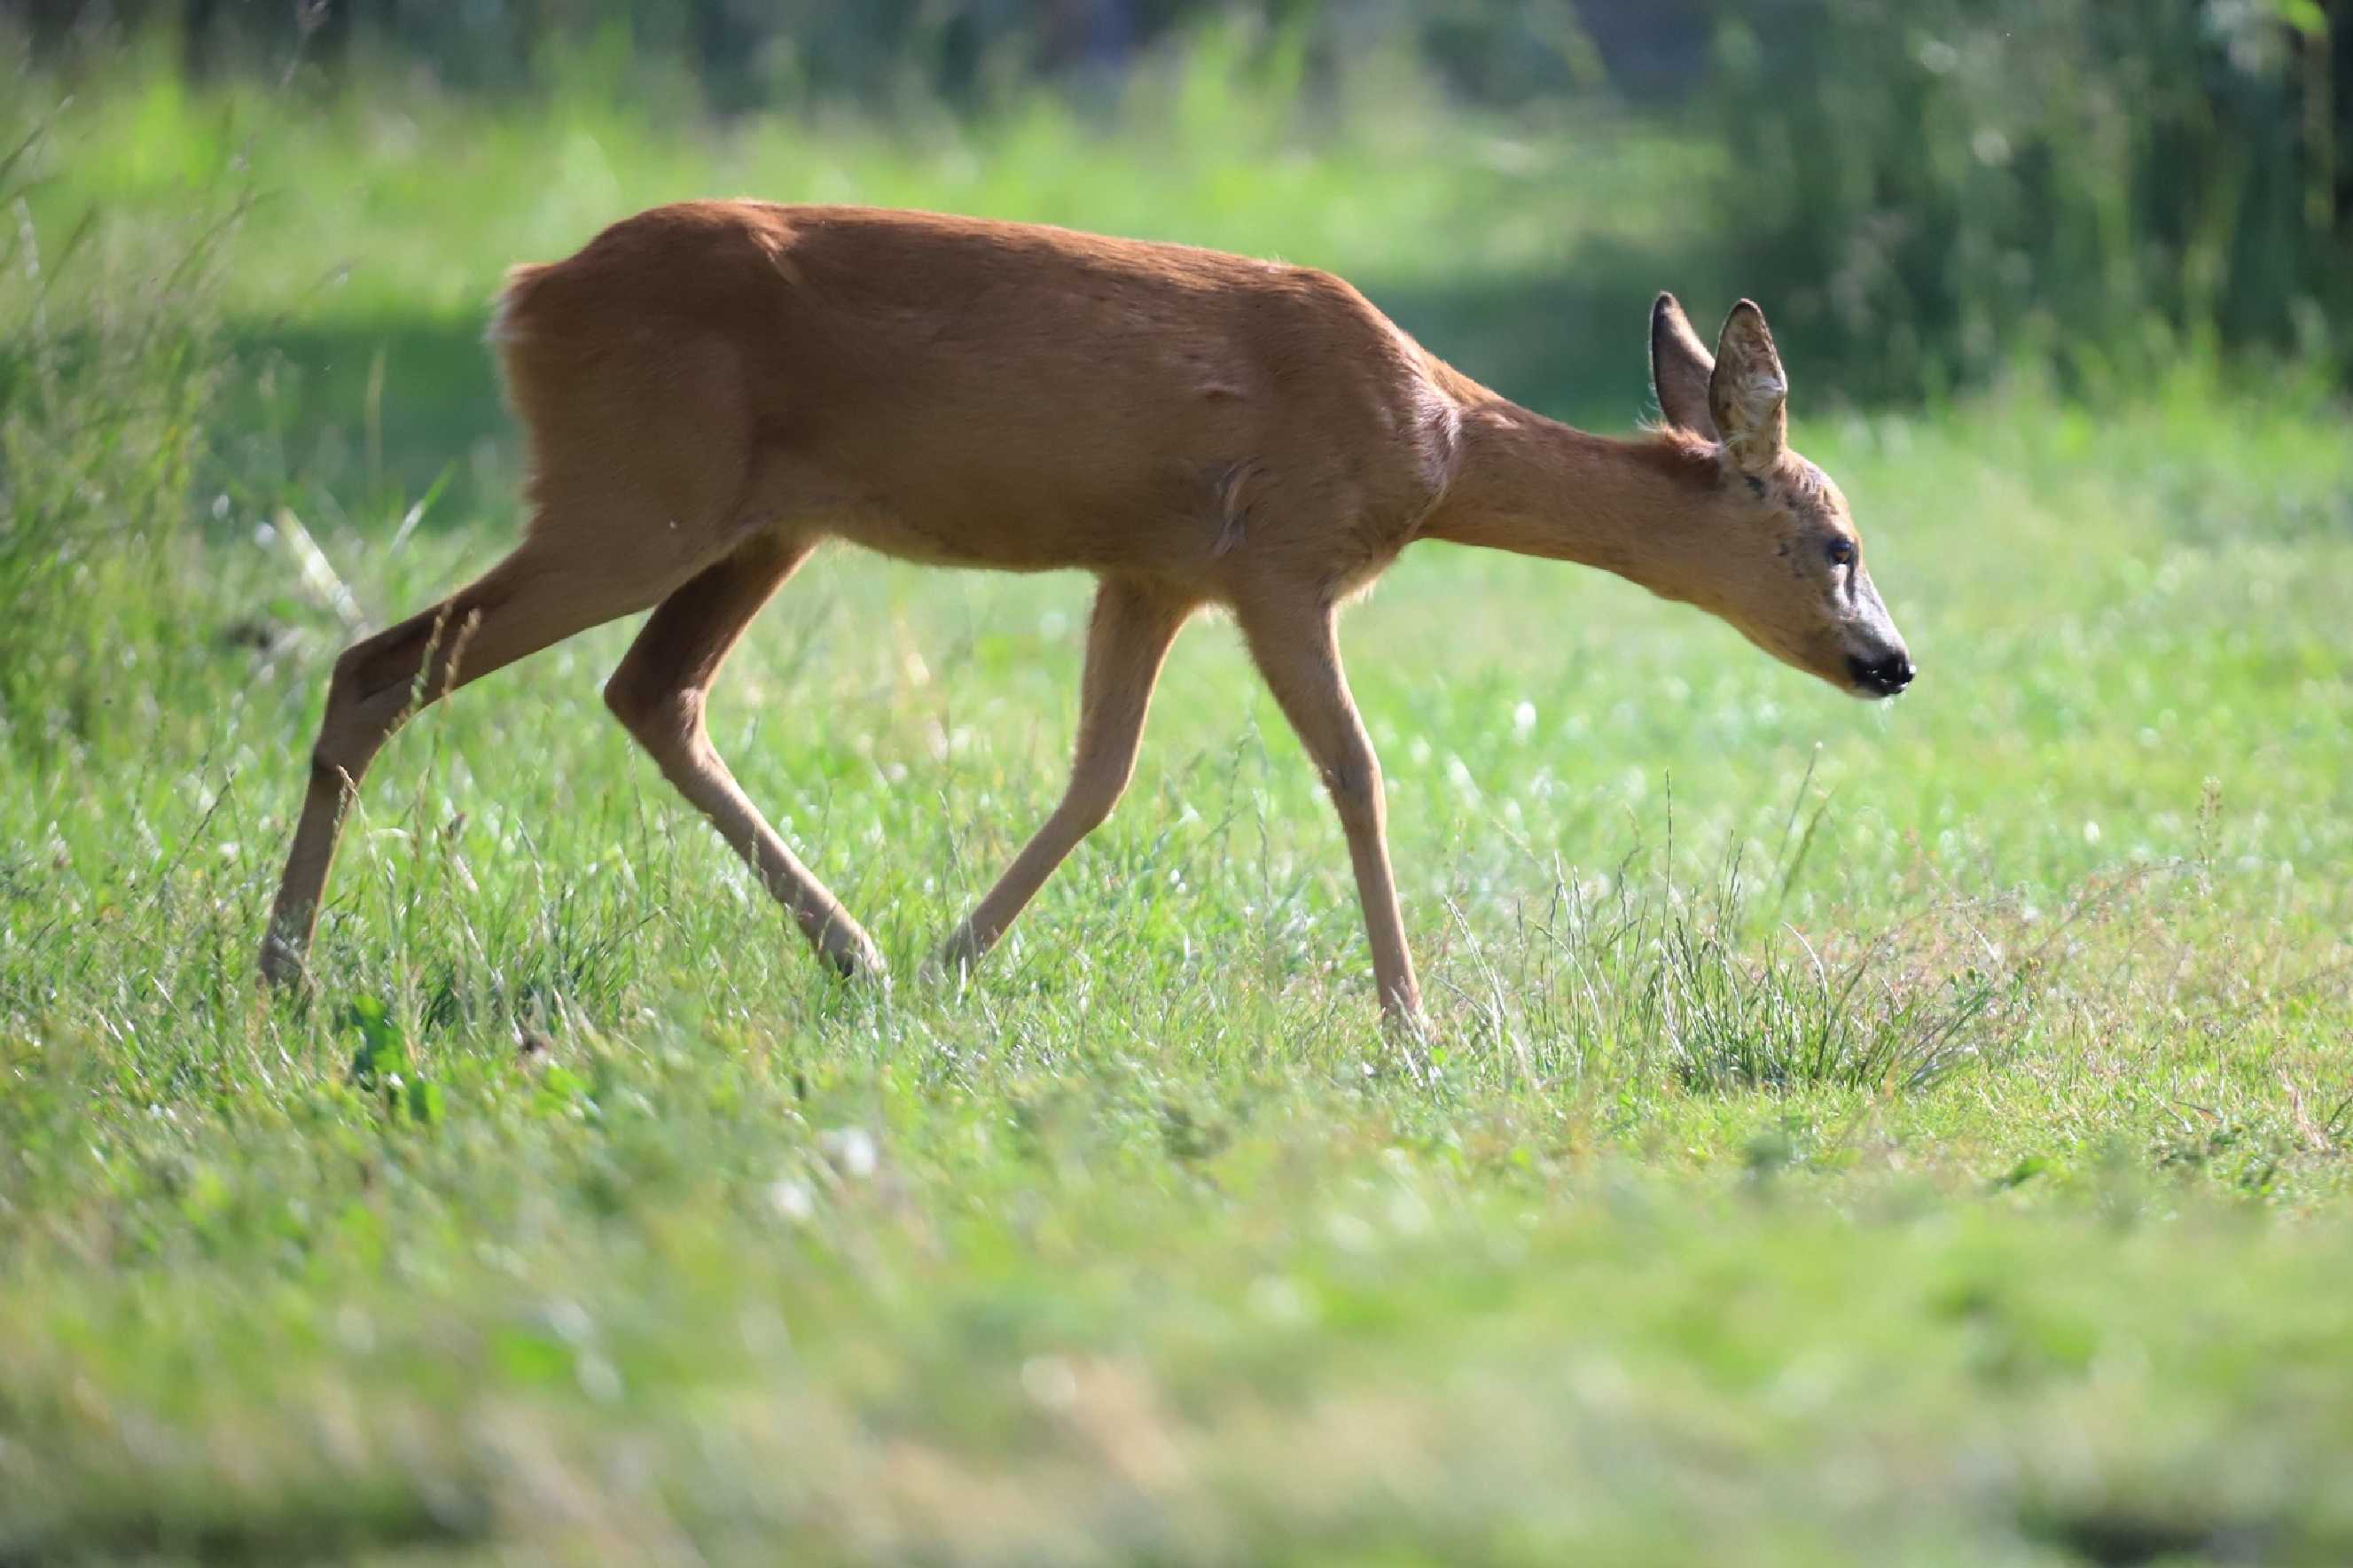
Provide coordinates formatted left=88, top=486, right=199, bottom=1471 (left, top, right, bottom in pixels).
left=1849, top=651, right=1915, bottom=696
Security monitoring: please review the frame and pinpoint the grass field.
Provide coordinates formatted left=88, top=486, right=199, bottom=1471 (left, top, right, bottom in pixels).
left=4, top=60, right=2353, bottom=1564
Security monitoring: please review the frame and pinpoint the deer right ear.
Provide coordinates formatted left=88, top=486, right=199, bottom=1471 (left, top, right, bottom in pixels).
left=1708, top=300, right=1789, bottom=474
left=1650, top=293, right=1717, bottom=437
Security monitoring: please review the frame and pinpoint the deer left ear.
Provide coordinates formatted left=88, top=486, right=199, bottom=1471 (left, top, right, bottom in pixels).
left=1650, top=293, right=1717, bottom=436
left=1708, top=300, right=1788, bottom=474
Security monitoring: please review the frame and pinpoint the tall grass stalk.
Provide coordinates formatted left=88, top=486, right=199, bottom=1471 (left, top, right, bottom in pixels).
left=0, top=87, right=248, bottom=753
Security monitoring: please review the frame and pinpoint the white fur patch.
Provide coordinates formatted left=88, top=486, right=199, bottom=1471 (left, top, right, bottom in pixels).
left=483, top=288, right=520, bottom=347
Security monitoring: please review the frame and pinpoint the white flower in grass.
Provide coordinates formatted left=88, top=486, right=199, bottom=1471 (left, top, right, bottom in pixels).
left=767, top=1176, right=816, bottom=1223
left=819, top=1127, right=879, bottom=1181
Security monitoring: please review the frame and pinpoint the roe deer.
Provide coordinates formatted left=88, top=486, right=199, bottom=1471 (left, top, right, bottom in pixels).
left=259, top=201, right=1912, bottom=1020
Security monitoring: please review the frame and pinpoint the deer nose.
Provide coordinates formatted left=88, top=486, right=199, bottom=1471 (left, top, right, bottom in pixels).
left=1849, top=651, right=1915, bottom=697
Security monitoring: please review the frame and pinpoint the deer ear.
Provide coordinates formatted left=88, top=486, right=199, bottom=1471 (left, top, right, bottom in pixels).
left=1708, top=300, right=1788, bottom=473
left=1650, top=293, right=1716, bottom=436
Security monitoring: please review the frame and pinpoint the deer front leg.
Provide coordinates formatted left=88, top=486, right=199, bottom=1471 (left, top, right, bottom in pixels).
left=1235, top=593, right=1422, bottom=1021
left=939, top=576, right=1193, bottom=974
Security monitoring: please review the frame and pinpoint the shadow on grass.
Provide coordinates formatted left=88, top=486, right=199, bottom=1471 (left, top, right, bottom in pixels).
left=221, top=311, right=519, bottom=529
left=0, top=1485, right=488, bottom=1568
left=223, top=248, right=1678, bottom=532
left=1375, top=255, right=1670, bottom=429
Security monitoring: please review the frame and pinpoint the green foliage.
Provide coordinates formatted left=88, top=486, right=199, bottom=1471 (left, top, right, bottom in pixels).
left=3, top=35, right=2352, bottom=1564
left=0, top=101, right=246, bottom=750
left=1708, top=0, right=2351, bottom=397
left=20, top=0, right=1687, bottom=118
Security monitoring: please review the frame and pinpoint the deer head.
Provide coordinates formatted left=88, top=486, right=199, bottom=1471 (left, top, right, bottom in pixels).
left=1650, top=293, right=1914, bottom=699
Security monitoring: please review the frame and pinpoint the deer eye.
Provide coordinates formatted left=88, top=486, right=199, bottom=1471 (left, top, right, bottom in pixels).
left=1825, top=537, right=1857, bottom=568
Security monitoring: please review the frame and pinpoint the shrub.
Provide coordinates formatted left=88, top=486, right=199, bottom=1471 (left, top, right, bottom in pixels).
left=1704, top=0, right=2349, bottom=398
left=0, top=85, right=243, bottom=752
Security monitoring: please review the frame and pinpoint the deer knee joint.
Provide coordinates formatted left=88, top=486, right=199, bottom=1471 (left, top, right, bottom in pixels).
left=301, top=752, right=357, bottom=806
left=605, top=671, right=704, bottom=754
left=1060, top=761, right=1133, bottom=833
left=310, top=651, right=397, bottom=778
left=1322, top=756, right=1383, bottom=827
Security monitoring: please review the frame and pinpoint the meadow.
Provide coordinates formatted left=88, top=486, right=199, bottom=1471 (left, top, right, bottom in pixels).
left=4, top=49, right=2352, bottom=1565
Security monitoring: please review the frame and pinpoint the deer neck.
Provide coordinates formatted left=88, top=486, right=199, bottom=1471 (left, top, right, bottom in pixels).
left=1419, top=398, right=1717, bottom=604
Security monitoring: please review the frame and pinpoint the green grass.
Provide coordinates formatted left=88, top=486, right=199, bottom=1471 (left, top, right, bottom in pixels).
left=4, top=57, right=2352, bottom=1565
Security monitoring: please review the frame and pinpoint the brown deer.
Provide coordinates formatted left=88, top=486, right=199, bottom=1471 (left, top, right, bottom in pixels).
left=259, top=201, right=1912, bottom=1020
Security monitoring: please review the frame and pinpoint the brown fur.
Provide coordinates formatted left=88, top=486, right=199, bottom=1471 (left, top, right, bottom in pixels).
left=259, top=201, right=1910, bottom=1019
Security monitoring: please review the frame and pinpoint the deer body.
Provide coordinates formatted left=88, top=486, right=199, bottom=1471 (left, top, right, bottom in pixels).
left=495, top=204, right=1459, bottom=589
left=262, top=200, right=1912, bottom=1018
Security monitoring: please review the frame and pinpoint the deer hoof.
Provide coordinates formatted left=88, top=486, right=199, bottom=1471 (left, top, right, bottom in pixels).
left=826, top=941, right=887, bottom=983
left=257, top=933, right=311, bottom=992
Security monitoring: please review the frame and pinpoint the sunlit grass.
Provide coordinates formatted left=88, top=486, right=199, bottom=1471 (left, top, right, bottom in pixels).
left=3, top=47, right=2351, bottom=1565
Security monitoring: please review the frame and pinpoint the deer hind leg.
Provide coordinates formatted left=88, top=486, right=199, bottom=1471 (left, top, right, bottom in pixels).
left=1233, top=591, right=1421, bottom=1021
left=259, top=534, right=716, bottom=987
left=603, top=530, right=884, bottom=979
left=939, top=577, right=1194, bottom=976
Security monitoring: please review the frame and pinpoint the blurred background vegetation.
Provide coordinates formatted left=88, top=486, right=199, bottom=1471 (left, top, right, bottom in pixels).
left=8, top=0, right=2349, bottom=402
left=3, top=0, right=2349, bottom=730
left=5, top=12, right=2352, bottom=1556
